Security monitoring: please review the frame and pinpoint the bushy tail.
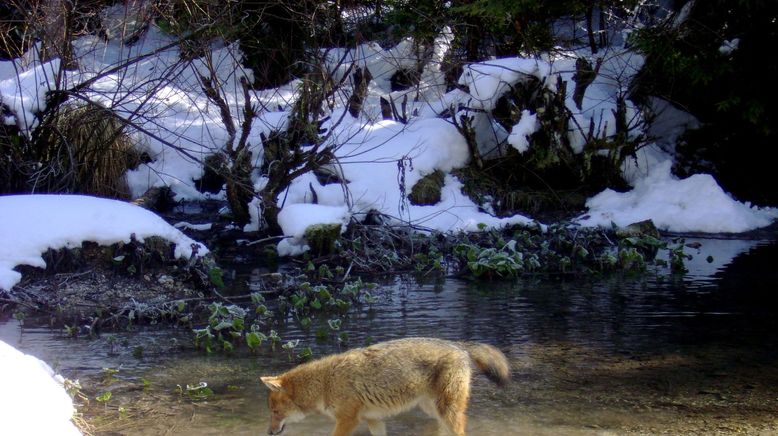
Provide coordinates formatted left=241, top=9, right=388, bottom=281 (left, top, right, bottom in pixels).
left=460, top=342, right=510, bottom=387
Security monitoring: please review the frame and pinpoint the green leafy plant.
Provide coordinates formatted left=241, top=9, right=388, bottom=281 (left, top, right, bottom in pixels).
left=64, top=378, right=84, bottom=401
left=183, top=382, right=213, bottom=401
left=208, top=267, right=225, bottom=289
left=63, top=324, right=78, bottom=338
left=327, top=318, right=342, bottom=331
left=12, top=311, right=25, bottom=327
left=454, top=239, right=533, bottom=278
left=193, top=303, right=249, bottom=353
left=246, top=324, right=267, bottom=351
left=282, top=339, right=300, bottom=360
left=268, top=330, right=281, bottom=350
left=618, top=247, right=645, bottom=271
left=102, top=367, right=119, bottom=385
left=669, top=239, right=691, bottom=273
left=96, top=391, right=112, bottom=410
left=296, top=347, right=313, bottom=362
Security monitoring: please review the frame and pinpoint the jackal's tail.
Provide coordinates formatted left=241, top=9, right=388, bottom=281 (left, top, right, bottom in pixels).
left=460, top=342, right=510, bottom=387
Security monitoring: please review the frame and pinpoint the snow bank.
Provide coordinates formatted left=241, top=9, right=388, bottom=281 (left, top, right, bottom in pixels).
left=0, top=59, right=61, bottom=132
left=276, top=204, right=350, bottom=256
left=552, top=49, right=645, bottom=153
left=438, top=46, right=646, bottom=163
left=577, top=160, right=778, bottom=233
left=323, top=28, right=454, bottom=123
left=0, top=340, right=81, bottom=436
left=268, top=31, right=774, bottom=249
left=0, top=195, right=208, bottom=291
left=278, top=204, right=350, bottom=238
left=2, top=11, right=775, bottom=249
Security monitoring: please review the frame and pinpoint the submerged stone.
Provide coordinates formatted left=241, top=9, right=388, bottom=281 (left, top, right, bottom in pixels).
left=616, top=219, right=660, bottom=238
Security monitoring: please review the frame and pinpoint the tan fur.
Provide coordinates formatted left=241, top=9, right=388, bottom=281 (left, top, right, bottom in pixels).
left=260, top=337, right=509, bottom=436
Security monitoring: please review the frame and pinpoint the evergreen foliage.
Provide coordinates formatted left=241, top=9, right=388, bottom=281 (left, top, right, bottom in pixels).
left=635, top=0, right=778, bottom=205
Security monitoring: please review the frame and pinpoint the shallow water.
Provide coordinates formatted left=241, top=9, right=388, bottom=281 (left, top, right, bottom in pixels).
left=3, top=237, right=778, bottom=435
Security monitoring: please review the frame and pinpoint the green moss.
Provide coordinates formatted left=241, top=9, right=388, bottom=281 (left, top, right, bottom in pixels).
left=304, top=223, right=342, bottom=256
left=453, top=164, right=587, bottom=219
left=408, top=170, right=445, bottom=205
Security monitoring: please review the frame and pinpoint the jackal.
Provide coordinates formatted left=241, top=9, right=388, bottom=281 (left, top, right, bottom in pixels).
left=260, top=337, right=509, bottom=435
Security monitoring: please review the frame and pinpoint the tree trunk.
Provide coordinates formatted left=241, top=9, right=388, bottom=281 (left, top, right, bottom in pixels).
left=225, top=149, right=254, bottom=227
left=40, top=0, right=76, bottom=68
left=347, top=67, right=372, bottom=118
left=598, top=1, right=607, bottom=49
left=585, top=3, right=598, bottom=54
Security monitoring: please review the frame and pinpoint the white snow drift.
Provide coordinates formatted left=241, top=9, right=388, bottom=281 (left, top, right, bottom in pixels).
left=0, top=195, right=208, bottom=291
left=578, top=160, right=778, bottom=233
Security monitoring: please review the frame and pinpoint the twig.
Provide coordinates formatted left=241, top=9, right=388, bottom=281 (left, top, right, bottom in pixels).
left=342, top=260, right=354, bottom=282
left=245, top=235, right=289, bottom=247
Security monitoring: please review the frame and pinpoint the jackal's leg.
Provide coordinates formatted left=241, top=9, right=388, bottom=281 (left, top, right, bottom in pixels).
left=437, top=406, right=467, bottom=436
left=435, top=366, right=470, bottom=436
left=366, top=419, right=386, bottom=436
left=331, top=412, right=360, bottom=436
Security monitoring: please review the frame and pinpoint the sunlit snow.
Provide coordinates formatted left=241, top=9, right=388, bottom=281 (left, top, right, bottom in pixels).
left=0, top=7, right=774, bottom=256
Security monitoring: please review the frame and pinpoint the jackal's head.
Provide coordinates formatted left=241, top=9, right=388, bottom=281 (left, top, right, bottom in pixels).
left=261, top=376, right=305, bottom=435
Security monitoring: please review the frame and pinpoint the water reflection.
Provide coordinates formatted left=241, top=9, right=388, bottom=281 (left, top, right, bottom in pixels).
left=1, top=239, right=777, bottom=434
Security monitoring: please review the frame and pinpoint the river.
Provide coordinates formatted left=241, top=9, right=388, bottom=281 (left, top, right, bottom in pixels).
left=2, top=237, right=777, bottom=435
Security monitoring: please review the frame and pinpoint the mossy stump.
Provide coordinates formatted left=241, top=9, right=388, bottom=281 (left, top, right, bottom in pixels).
left=304, top=223, right=342, bottom=257
left=408, top=170, right=445, bottom=206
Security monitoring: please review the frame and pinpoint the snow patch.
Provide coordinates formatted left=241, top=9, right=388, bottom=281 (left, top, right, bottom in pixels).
left=719, top=38, right=740, bottom=56
left=458, top=57, right=550, bottom=110
left=0, top=59, right=61, bottom=133
left=507, top=110, right=539, bottom=153
left=0, top=340, right=81, bottom=436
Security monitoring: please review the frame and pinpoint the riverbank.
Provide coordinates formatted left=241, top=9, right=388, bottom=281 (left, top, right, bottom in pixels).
left=1, top=209, right=697, bottom=336
left=4, top=201, right=777, bottom=344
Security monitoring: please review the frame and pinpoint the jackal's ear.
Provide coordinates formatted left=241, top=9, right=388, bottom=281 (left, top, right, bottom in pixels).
left=261, top=376, right=283, bottom=392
